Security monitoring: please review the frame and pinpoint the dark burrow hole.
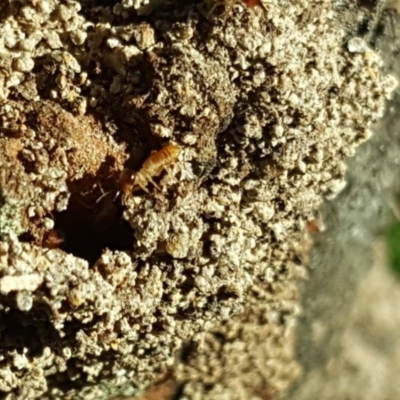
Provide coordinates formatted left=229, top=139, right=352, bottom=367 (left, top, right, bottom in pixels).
left=52, top=185, right=135, bottom=265
left=0, top=305, right=60, bottom=354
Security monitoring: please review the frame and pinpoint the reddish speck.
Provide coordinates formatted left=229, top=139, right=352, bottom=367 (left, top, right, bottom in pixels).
left=242, top=0, right=262, bottom=7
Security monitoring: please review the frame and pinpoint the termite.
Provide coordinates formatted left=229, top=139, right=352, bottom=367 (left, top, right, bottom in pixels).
left=306, top=214, right=325, bottom=234
left=118, top=144, right=182, bottom=203
left=242, top=0, right=262, bottom=7
left=42, top=229, right=65, bottom=249
left=207, top=0, right=263, bottom=18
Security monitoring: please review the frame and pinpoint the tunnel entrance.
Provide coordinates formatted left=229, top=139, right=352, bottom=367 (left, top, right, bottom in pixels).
left=53, top=184, right=134, bottom=265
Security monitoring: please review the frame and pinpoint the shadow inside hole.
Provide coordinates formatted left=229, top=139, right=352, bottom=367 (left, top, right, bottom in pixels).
left=0, top=304, right=61, bottom=355
left=53, top=193, right=134, bottom=265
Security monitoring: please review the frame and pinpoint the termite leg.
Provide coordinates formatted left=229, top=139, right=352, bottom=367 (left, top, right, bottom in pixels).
left=136, top=181, right=151, bottom=194
left=147, top=175, right=161, bottom=190
left=113, top=190, right=121, bottom=202
left=164, top=166, right=172, bottom=174
left=121, top=192, right=129, bottom=206
left=96, top=190, right=111, bottom=203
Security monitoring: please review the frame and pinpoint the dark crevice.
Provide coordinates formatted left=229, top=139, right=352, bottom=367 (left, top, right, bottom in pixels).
left=0, top=302, right=68, bottom=355
left=52, top=164, right=135, bottom=264
left=53, top=193, right=134, bottom=265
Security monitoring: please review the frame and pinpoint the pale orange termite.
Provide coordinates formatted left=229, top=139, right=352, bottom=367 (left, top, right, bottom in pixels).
left=118, top=144, right=182, bottom=202
left=306, top=216, right=325, bottom=234
left=42, top=229, right=65, bottom=249
left=208, top=0, right=263, bottom=18
left=242, top=0, right=262, bottom=7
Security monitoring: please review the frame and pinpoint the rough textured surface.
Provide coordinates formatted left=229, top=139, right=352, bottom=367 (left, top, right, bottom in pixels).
left=0, top=0, right=396, bottom=399
left=289, top=6, right=400, bottom=399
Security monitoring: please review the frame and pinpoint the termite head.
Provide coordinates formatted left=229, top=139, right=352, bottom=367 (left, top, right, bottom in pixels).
left=118, top=168, right=136, bottom=204
left=118, top=168, right=135, bottom=195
